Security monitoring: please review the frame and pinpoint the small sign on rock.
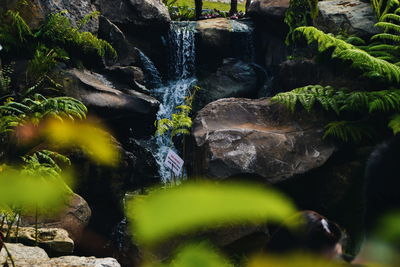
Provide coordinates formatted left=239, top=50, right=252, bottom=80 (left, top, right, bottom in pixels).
left=164, top=149, right=184, bottom=176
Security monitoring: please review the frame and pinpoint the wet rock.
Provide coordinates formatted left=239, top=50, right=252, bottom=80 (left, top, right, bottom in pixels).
left=248, top=0, right=290, bottom=35
left=62, top=68, right=159, bottom=137
left=194, top=58, right=267, bottom=111
left=192, top=98, right=335, bottom=183
left=314, top=0, right=380, bottom=39
left=21, top=193, right=91, bottom=245
left=98, top=0, right=171, bottom=29
left=4, top=227, right=74, bottom=255
left=0, top=243, right=121, bottom=266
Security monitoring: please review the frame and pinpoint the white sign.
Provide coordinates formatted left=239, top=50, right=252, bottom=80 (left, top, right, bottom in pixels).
left=164, top=149, right=184, bottom=176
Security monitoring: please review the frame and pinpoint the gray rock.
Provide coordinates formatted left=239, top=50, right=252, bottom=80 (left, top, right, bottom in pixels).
left=314, top=0, right=380, bottom=38
left=5, top=227, right=74, bottom=255
left=0, top=243, right=49, bottom=266
left=192, top=98, right=335, bottom=183
left=195, top=58, right=267, bottom=111
left=62, top=68, right=159, bottom=137
left=1, top=0, right=100, bottom=32
left=47, top=256, right=121, bottom=266
left=98, top=16, right=138, bottom=66
left=247, top=0, right=290, bottom=34
left=98, top=0, right=170, bottom=29
left=1, top=243, right=121, bottom=266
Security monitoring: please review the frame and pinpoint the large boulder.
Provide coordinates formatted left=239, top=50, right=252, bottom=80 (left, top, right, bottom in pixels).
left=1, top=0, right=99, bottom=32
left=21, top=193, right=91, bottom=245
left=194, top=58, right=267, bottom=111
left=0, top=243, right=121, bottom=266
left=247, top=0, right=290, bottom=35
left=314, top=0, right=380, bottom=39
left=62, top=68, right=159, bottom=137
left=196, top=18, right=256, bottom=71
left=97, top=0, right=170, bottom=29
left=191, top=98, right=335, bottom=183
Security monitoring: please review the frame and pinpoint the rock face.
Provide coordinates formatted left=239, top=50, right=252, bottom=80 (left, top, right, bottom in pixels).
left=1, top=0, right=99, bottom=32
left=192, top=98, right=335, bottom=183
left=196, top=18, right=256, bottom=71
left=62, top=68, right=159, bottom=137
left=247, top=0, right=290, bottom=35
left=314, top=0, right=379, bottom=38
left=5, top=227, right=74, bottom=255
left=98, top=0, right=171, bottom=29
left=0, top=243, right=121, bottom=266
left=194, top=59, right=267, bottom=111
left=21, top=193, right=91, bottom=245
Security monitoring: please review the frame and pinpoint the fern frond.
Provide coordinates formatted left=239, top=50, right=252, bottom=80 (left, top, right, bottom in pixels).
left=323, top=121, right=374, bottom=143
left=388, top=113, right=400, bottom=134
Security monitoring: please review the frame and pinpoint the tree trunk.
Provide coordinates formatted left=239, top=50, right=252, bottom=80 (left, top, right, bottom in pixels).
left=195, top=0, right=203, bottom=20
left=230, top=0, right=238, bottom=16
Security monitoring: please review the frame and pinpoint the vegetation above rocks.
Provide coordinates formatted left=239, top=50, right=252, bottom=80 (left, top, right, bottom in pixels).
left=274, top=0, right=400, bottom=143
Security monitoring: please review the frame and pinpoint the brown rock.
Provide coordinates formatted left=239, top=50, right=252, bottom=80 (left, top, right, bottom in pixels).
left=21, top=194, right=91, bottom=244
left=192, top=98, right=335, bottom=183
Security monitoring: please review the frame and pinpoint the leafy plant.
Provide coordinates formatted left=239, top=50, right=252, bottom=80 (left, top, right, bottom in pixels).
left=155, top=85, right=200, bottom=139
left=284, top=0, right=319, bottom=43
left=37, top=11, right=117, bottom=60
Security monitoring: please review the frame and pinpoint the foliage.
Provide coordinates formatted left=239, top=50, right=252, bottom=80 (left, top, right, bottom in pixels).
left=37, top=11, right=117, bottom=60
left=27, top=45, right=69, bottom=82
left=166, top=0, right=245, bottom=13
left=0, top=64, right=12, bottom=95
left=127, top=181, right=296, bottom=246
left=284, top=0, right=319, bottom=43
left=0, top=10, right=32, bottom=51
left=155, top=86, right=200, bottom=139
left=0, top=94, right=87, bottom=134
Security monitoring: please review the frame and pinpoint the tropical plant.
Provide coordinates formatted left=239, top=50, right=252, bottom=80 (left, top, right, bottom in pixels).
left=37, top=11, right=117, bottom=60
left=284, top=0, right=319, bottom=43
left=274, top=0, right=400, bottom=143
left=155, top=85, right=200, bottom=139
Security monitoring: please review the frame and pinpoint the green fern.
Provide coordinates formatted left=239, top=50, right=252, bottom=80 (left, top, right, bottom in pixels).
left=0, top=94, right=87, bottom=133
left=0, top=10, right=32, bottom=51
left=323, top=121, right=375, bottom=143
left=294, top=27, right=400, bottom=83
left=38, top=11, right=117, bottom=60
left=388, top=113, right=400, bottom=133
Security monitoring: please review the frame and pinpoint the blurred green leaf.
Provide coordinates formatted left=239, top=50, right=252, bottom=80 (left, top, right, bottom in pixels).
left=247, top=254, right=347, bottom=267
left=167, top=243, right=232, bottom=267
left=375, top=212, right=400, bottom=247
left=127, top=182, right=296, bottom=246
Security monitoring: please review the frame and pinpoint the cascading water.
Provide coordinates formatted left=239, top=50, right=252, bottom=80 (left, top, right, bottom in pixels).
left=151, top=21, right=197, bottom=184
left=136, top=48, right=163, bottom=89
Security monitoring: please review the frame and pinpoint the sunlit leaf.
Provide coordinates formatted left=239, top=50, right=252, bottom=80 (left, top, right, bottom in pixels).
left=41, top=119, right=119, bottom=166
left=127, top=182, right=296, bottom=245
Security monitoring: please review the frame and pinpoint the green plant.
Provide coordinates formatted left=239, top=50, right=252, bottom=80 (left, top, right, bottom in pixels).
left=37, top=11, right=117, bottom=60
left=155, top=86, right=200, bottom=139
left=284, top=0, right=318, bottom=43
left=0, top=94, right=87, bottom=134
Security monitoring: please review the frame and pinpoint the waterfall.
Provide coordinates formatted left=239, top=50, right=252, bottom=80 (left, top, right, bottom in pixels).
left=136, top=48, right=163, bottom=89
left=152, top=21, right=197, bottom=184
